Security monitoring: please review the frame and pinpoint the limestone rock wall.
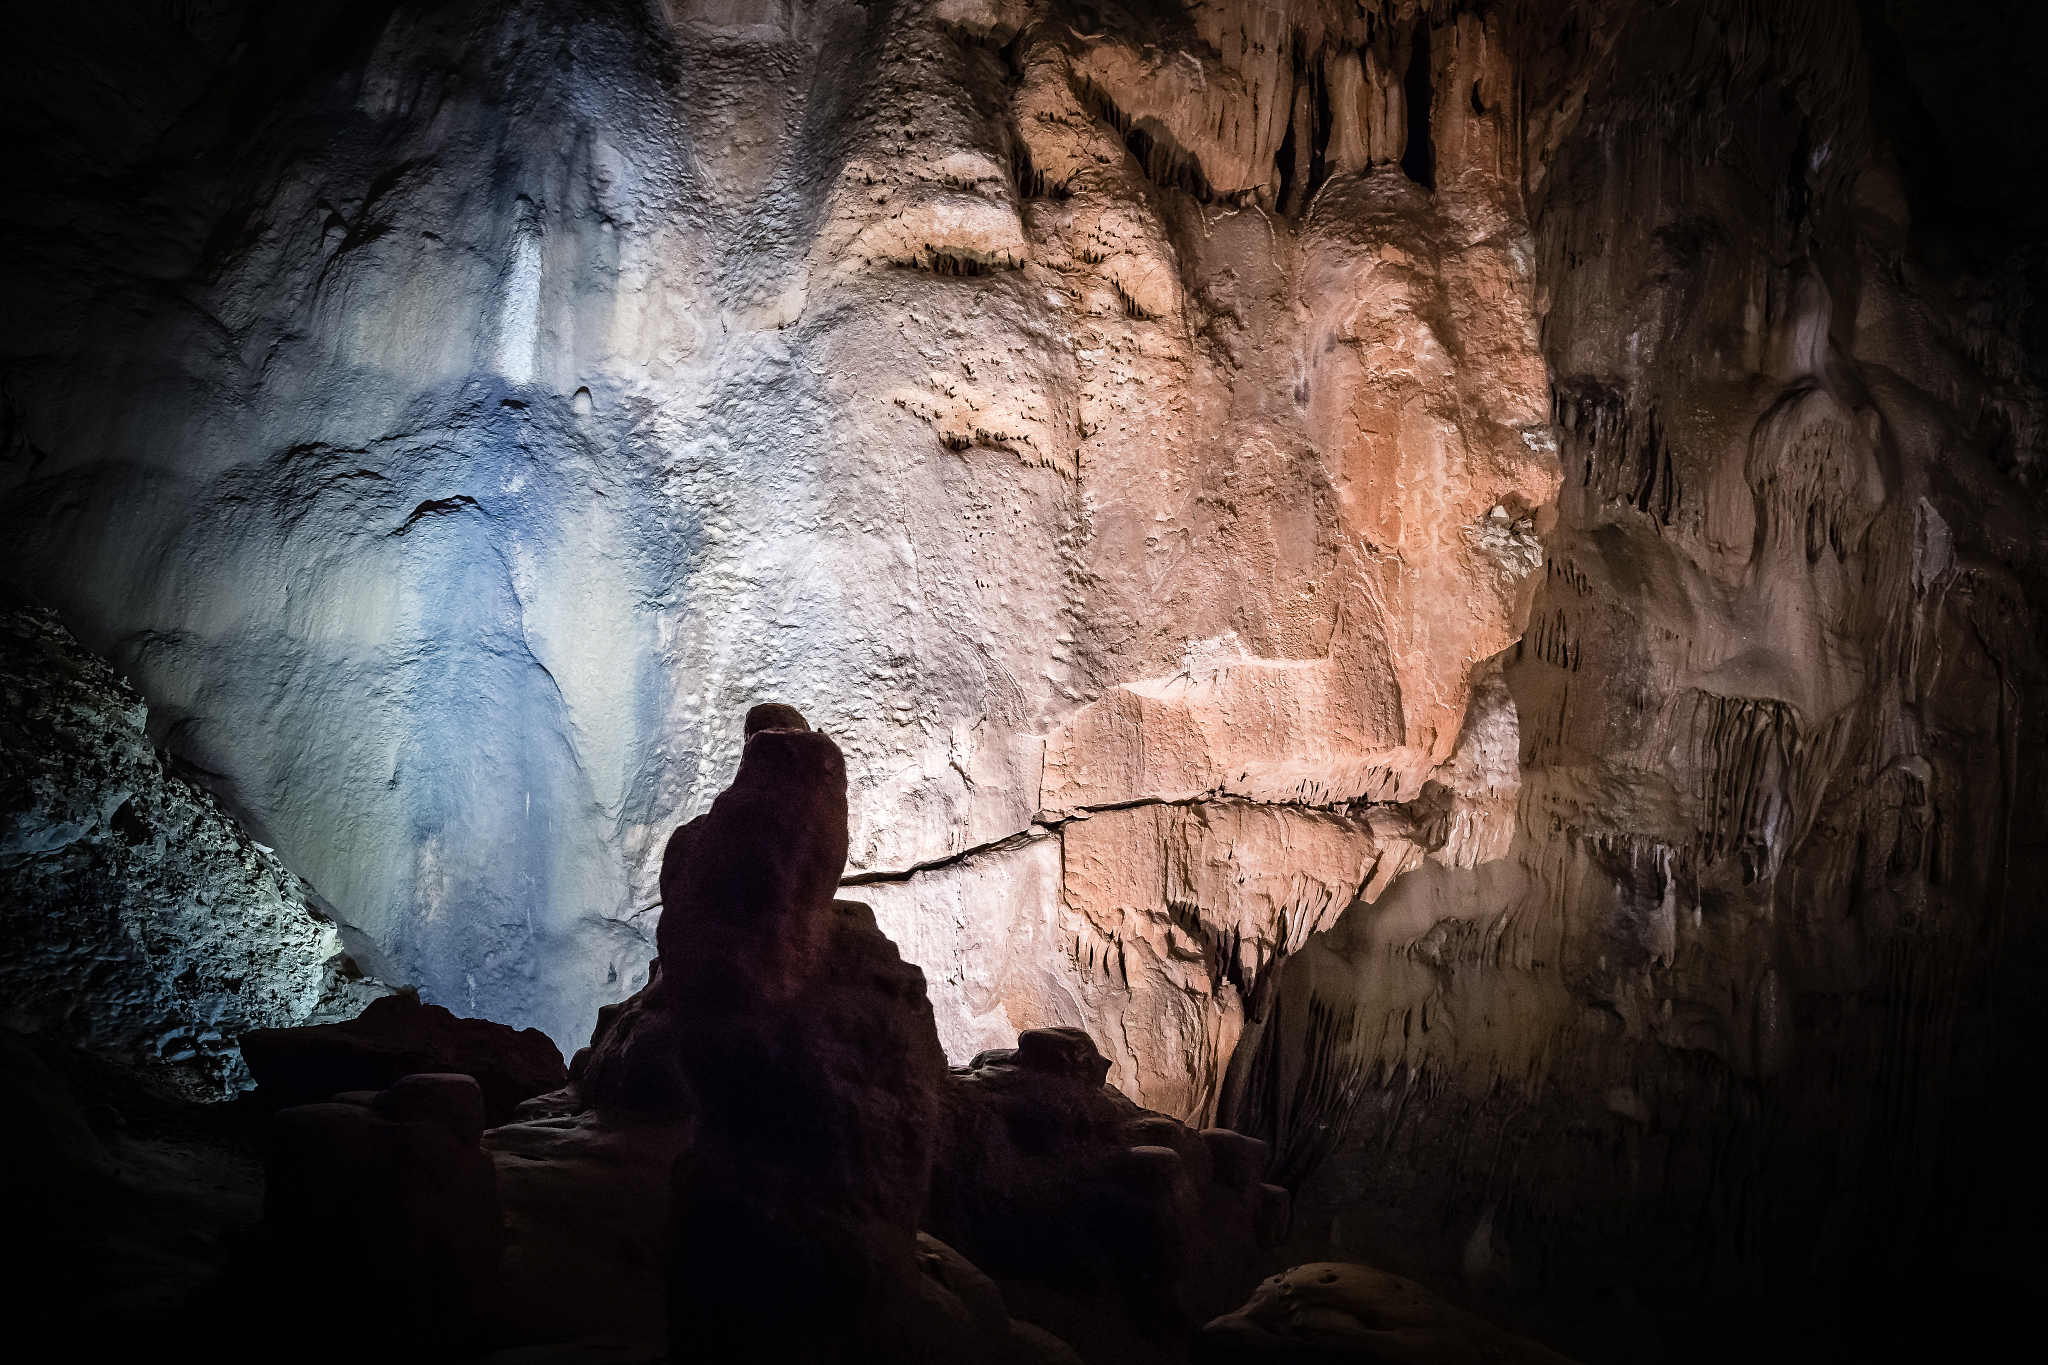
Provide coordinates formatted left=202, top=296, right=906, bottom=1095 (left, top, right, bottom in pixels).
left=3, top=0, right=1554, bottom=1069
left=1223, top=3, right=2048, bottom=1357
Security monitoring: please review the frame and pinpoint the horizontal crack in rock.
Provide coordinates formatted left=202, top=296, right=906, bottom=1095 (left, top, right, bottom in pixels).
left=838, top=789, right=1438, bottom=887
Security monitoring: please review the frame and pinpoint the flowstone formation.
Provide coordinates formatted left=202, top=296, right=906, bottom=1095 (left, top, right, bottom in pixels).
left=2, top=0, right=1551, bottom=1078
left=1223, top=6, right=2048, bottom=1359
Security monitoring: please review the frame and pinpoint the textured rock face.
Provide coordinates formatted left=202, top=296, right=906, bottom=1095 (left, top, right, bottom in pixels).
left=1222, top=4, right=2048, bottom=1359
left=5, top=1, right=2047, bottom=1356
left=1, top=601, right=385, bottom=1095
left=3, top=0, right=1551, bottom=1065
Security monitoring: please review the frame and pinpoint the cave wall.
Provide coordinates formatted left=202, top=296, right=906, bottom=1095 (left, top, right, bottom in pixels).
left=3, top=2, right=2044, bottom=1350
left=1227, top=2, right=2048, bottom=1357
left=1, top=600, right=384, bottom=1095
left=5, top=0, right=1558, bottom=1067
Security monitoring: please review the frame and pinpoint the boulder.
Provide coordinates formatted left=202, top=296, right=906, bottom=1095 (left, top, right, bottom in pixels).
left=903, top=1231, right=1089, bottom=1365
left=240, top=992, right=566, bottom=1127
left=931, top=1029, right=1286, bottom=1363
left=472, top=1107, right=698, bottom=1357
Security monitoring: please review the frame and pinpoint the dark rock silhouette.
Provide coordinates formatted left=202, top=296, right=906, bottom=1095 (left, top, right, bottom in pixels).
left=656, top=717, right=851, bottom=998
left=650, top=712, right=951, bottom=1362
left=256, top=1074, right=501, bottom=1360
left=931, top=1032, right=1289, bottom=1363
left=659, top=699, right=811, bottom=957
left=240, top=991, right=566, bottom=1128
left=574, top=701, right=831, bottom=1120
left=569, top=702, right=1292, bottom=1362
left=228, top=702, right=1530, bottom=1363
left=559, top=956, right=694, bottom=1118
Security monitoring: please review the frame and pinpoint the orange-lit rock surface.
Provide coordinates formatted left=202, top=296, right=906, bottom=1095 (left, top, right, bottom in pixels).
left=854, top=1, right=1558, bottom=1125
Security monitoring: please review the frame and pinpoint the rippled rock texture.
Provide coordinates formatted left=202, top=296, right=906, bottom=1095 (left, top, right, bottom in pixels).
left=5, top=0, right=2046, bottom=1357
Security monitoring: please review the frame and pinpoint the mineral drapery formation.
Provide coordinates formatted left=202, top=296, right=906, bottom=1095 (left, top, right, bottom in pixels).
left=4, top=0, right=2044, bottom=1359
left=1222, top=8, right=2048, bottom=1357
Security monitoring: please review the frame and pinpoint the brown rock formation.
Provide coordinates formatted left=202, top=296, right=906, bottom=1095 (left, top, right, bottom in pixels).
left=648, top=716, right=953, bottom=1360
left=852, top=1, right=1569, bottom=1122
left=476, top=1106, right=696, bottom=1356
left=564, top=708, right=1295, bottom=1362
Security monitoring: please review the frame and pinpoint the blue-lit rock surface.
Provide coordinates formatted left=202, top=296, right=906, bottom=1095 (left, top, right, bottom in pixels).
left=0, top=601, right=385, bottom=1095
